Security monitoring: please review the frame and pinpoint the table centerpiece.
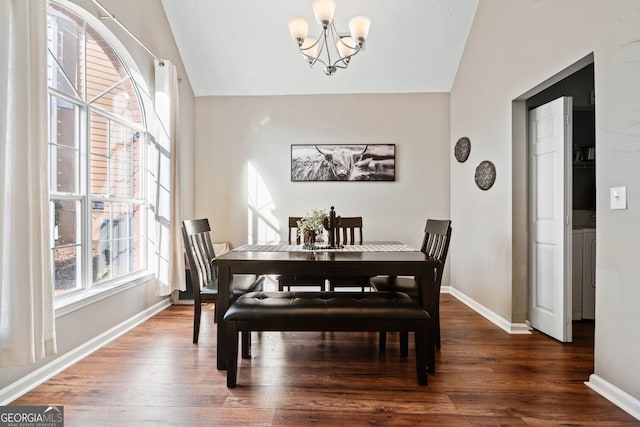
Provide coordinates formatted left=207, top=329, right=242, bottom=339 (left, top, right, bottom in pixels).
left=297, top=208, right=328, bottom=249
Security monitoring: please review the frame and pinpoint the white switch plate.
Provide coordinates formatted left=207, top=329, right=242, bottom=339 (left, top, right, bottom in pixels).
left=610, top=186, right=627, bottom=210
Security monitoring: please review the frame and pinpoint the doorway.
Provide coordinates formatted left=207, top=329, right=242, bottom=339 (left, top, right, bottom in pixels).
left=524, top=60, right=596, bottom=342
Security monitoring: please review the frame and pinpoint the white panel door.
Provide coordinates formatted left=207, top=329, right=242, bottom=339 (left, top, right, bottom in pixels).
left=528, top=96, right=572, bottom=342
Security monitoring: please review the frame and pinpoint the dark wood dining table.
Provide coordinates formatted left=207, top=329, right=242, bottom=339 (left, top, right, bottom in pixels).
left=212, top=242, right=441, bottom=370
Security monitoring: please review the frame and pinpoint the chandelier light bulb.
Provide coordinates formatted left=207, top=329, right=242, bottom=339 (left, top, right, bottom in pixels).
left=301, top=37, right=319, bottom=63
left=348, top=16, right=371, bottom=45
left=312, top=0, right=336, bottom=27
left=288, top=17, right=310, bottom=43
left=336, top=37, right=356, bottom=59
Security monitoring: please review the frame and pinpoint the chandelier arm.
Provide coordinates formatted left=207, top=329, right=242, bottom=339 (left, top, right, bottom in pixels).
left=332, top=61, right=349, bottom=70
left=335, top=44, right=362, bottom=65
left=300, top=50, right=328, bottom=68
left=299, top=35, right=329, bottom=68
left=323, top=25, right=334, bottom=67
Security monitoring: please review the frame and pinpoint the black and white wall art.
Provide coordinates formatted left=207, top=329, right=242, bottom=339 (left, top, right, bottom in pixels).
left=291, top=144, right=396, bottom=182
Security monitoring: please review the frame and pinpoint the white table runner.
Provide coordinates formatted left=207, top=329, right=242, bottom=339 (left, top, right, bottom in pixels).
left=233, top=243, right=417, bottom=252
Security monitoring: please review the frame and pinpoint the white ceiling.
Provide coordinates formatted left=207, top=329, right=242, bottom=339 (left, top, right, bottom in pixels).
left=160, top=0, right=478, bottom=97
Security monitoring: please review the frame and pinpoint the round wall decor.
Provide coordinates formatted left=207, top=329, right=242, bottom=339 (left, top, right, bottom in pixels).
left=474, top=160, right=496, bottom=190
left=454, top=137, right=471, bottom=162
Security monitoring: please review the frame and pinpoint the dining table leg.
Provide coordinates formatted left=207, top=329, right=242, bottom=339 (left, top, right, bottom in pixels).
left=217, top=265, right=231, bottom=370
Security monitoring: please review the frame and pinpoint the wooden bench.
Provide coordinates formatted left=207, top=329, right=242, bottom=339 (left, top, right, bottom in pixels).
left=223, top=291, right=434, bottom=387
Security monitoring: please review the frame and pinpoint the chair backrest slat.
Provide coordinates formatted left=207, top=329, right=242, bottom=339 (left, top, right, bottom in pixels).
left=336, top=216, right=363, bottom=245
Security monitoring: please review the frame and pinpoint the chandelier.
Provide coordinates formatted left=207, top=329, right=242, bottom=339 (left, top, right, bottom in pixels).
left=288, top=0, right=371, bottom=76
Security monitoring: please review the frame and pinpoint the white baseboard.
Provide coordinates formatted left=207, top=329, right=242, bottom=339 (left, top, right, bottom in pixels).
left=586, top=375, right=640, bottom=421
left=0, top=299, right=171, bottom=405
left=443, top=286, right=531, bottom=335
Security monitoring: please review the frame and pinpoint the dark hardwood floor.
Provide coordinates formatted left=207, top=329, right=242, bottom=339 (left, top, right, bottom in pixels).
left=11, top=293, right=638, bottom=426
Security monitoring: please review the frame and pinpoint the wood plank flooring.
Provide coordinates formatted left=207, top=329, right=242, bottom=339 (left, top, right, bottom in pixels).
left=11, top=293, right=638, bottom=426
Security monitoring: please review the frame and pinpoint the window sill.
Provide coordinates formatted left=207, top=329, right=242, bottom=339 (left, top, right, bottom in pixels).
left=54, top=271, right=156, bottom=318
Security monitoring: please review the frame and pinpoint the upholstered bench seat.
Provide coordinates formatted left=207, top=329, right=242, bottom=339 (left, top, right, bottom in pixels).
left=223, top=291, right=433, bottom=387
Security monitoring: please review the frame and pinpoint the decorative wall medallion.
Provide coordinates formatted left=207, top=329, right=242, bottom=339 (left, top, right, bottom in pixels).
left=454, top=137, right=471, bottom=162
left=474, top=160, right=496, bottom=190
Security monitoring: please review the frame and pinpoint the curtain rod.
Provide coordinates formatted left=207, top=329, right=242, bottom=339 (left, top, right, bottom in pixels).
left=92, top=0, right=158, bottom=60
left=91, top=0, right=183, bottom=82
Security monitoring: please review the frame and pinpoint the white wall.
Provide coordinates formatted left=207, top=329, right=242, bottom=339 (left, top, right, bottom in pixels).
left=451, top=0, right=640, bottom=406
left=1, top=0, right=195, bottom=397
left=194, top=93, right=450, bottom=260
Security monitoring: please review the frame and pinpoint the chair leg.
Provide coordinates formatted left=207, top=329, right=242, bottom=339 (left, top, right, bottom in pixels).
left=435, top=308, right=441, bottom=349
left=226, top=322, right=238, bottom=388
left=378, top=331, right=387, bottom=351
left=241, top=331, right=251, bottom=359
left=427, top=319, right=435, bottom=374
left=400, top=331, right=409, bottom=356
left=193, top=302, right=201, bottom=344
left=415, top=325, right=428, bottom=386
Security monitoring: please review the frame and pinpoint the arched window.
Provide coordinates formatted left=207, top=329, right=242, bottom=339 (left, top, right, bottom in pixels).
left=47, top=2, right=147, bottom=296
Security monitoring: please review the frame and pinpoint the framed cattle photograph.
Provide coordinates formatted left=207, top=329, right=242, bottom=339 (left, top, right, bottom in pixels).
left=291, top=144, right=396, bottom=182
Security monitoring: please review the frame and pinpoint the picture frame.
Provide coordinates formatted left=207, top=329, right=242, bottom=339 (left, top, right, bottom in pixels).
left=291, top=144, right=396, bottom=182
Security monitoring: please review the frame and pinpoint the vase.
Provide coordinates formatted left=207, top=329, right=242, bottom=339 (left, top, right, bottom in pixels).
left=303, top=230, right=316, bottom=249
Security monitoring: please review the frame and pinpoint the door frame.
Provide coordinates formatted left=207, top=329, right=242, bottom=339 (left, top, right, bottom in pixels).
left=511, top=53, right=595, bottom=329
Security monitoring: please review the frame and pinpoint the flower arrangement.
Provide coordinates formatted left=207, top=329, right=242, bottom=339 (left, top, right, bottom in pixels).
left=297, top=208, right=328, bottom=237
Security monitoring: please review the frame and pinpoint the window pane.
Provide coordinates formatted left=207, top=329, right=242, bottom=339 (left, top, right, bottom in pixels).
left=49, top=95, right=78, bottom=148
left=47, top=4, right=85, bottom=99
left=90, top=113, right=108, bottom=196
left=109, top=121, right=129, bottom=162
left=109, top=121, right=132, bottom=197
left=92, top=82, right=143, bottom=125
left=52, top=199, right=80, bottom=245
left=91, top=200, right=110, bottom=281
left=51, top=146, right=77, bottom=193
left=92, top=202, right=137, bottom=281
left=85, top=30, right=124, bottom=102
left=90, top=153, right=108, bottom=196
left=90, top=113, right=108, bottom=156
left=111, top=160, right=132, bottom=197
left=111, top=217, right=131, bottom=277
left=54, top=246, right=81, bottom=296
left=48, top=54, right=80, bottom=100
left=85, top=27, right=143, bottom=126
left=52, top=199, right=82, bottom=296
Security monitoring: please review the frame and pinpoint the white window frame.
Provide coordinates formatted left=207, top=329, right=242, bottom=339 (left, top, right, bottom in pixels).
left=47, top=0, right=153, bottom=310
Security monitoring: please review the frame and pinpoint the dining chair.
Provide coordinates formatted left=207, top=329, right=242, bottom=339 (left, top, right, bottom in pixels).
left=287, top=216, right=302, bottom=244
left=328, top=216, right=370, bottom=291
left=336, top=216, right=363, bottom=246
left=370, top=219, right=452, bottom=350
left=182, top=218, right=265, bottom=346
left=277, top=216, right=326, bottom=291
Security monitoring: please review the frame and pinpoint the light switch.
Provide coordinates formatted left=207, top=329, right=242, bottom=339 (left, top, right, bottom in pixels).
left=610, top=186, right=627, bottom=210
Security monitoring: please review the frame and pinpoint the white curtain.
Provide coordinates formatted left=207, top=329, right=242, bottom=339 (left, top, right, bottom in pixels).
left=0, top=0, right=57, bottom=366
left=148, top=59, right=185, bottom=295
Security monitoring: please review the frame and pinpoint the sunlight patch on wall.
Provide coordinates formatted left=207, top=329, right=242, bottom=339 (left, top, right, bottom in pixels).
left=247, top=162, right=279, bottom=243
